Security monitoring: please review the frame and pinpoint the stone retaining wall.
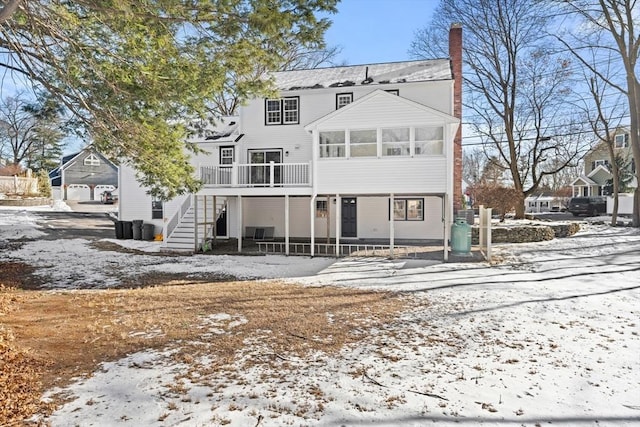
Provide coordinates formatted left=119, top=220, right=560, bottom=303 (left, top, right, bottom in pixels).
left=0, top=198, right=52, bottom=207
left=472, top=222, right=581, bottom=244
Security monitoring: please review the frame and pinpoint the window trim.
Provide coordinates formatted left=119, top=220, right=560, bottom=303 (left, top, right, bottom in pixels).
left=390, top=198, right=424, bottom=221
left=316, top=200, right=328, bottom=218
left=265, top=96, right=299, bottom=125
left=151, top=198, right=163, bottom=220
left=615, top=133, right=629, bottom=148
left=336, top=92, right=353, bottom=109
left=84, top=153, right=100, bottom=166
left=220, top=146, right=234, bottom=165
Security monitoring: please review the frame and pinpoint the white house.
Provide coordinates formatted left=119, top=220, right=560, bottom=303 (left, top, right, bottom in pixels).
left=119, top=25, right=463, bottom=258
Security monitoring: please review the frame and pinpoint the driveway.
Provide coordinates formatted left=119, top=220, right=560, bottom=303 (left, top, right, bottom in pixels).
left=34, top=211, right=117, bottom=241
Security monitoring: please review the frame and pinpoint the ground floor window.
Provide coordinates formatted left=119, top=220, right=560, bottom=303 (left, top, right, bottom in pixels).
left=316, top=199, right=328, bottom=218
left=152, top=198, right=163, bottom=219
left=393, top=198, right=424, bottom=221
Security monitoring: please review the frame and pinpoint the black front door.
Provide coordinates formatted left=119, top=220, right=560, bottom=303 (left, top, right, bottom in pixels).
left=341, top=198, right=357, bottom=238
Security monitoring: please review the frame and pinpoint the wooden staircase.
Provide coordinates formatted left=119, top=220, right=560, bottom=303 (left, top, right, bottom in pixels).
left=164, top=196, right=227, bottom=252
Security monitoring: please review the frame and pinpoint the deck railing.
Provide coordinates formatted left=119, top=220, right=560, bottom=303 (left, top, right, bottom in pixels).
left=200, top=162, right=311, bottom=187
left=256, top=241, right=421, bottom=258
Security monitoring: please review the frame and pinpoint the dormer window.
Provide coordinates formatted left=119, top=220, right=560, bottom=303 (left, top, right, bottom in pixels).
left=336, top=93, right=353, bottom=109
left=84, top=154, right=100, bottom=166
left=615, top=133, right=629, bottom=148
left=265, top=97, right=299, bottom=125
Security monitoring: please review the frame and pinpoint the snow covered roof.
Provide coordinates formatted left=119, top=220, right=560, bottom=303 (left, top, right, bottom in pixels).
left=187, top=116, right=241, bottom=143
left=273, top=59, right=452, bottom=91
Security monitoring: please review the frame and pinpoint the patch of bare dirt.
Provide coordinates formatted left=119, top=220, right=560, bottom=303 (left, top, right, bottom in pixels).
left=0, top=262, right=45, bottom=289
left=1, top=278, right=410, bottom=425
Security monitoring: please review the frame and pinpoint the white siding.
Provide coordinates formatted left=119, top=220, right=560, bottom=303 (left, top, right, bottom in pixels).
left=316, top=158, right=446, bottom=194
left=356, top=197, right=444, bottom=240
left=240, top=195, right=443, bottom=240
left=239, top=80, right=454, bottom=167
left=118, top=165, right=152, bottom=221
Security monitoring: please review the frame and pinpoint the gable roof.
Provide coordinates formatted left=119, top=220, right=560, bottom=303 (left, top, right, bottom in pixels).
left=304, top=89, right=459, bottom=131
left=274, top=59, right=452, bottom=92
left=571, top=175, right=597, bottom=186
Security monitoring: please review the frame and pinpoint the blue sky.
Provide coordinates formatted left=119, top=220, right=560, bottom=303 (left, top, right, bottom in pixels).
left=324, top=0, right=438, bottom=65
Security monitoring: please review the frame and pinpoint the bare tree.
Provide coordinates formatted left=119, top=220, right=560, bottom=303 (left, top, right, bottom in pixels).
left=556, top=0, right=640, bottom=226
left=209, top=41, right=342, bottom=116
left=581, top=57, right=628, bottom=225
left=410, top=0, right=585, bottom=218
left=462, top=147, right=486, bottom=186
left=0, top=92, right=64, bottom=168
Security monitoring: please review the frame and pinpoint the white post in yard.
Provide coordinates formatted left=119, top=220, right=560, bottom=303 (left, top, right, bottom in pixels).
left=479, top=204, right=486, bottom=249
left=237, top=195, right=243, bottom=252
left=485, top=207, right=493, bottom=262
left=285, top=195, right=290, bottom=255
left=335, top=194, right=341, bottom=257
left=389, top=193, right=395, bottom=258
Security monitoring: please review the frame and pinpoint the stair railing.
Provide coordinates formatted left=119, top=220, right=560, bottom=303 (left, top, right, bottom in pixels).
left=165, top=194, right=192, bottom=241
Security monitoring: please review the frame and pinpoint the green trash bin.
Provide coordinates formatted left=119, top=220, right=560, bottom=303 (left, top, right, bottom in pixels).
left=451, top=217, right=471, bottom=255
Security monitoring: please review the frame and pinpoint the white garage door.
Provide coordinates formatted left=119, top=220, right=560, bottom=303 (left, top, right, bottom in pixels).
left=94, top=185, right=116, bottom=200
left=66, top=184, right=91, bottom=201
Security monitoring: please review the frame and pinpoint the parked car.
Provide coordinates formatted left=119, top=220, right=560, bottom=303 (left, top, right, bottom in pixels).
left=101, top=191, right=114, bottom=204
left=568, top=196, right=606, bottom=217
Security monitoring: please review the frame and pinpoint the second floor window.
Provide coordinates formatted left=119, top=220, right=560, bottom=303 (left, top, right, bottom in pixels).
left=615, top=133, right=629, bottom=148
left=220, top=146, right=234, bottom=165
left=593, top=159, right=610, bottom=169
left=336, top=93, right=353, bottom=109
left=266, top=97, right=299, bottom=125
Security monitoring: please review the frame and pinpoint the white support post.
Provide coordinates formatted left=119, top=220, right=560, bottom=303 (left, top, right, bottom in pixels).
left=335, top=194, right=341, bottom=257
left=285, top=195, right=290, bottom=256
left=231, top=163, right=238, bottom=187
left=389, top=193, right=395, bottom=258
left=213, top=195, right=217, bottom=246
left=443, top=194, right=449, bottom=262
left=310, top=195, right=316, bottom=257
left=237, top=195, right=243, bottom=253
left=194, top=195, right=199, bottom=252
left=269, top=161, right=275, bottom=187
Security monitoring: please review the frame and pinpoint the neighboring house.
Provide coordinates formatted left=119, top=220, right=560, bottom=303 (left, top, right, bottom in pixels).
left=49, top=146, right=118, bottom=201
left=119, top=25, right=463, bottom=256
left=572, top=128, right=637, bottom=197
left=525, top=192, right=563, bottom=213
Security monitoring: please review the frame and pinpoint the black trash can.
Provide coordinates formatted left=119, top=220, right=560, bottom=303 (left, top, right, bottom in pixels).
left=142, top=223, right=155, bottom=241
left=122, top=221, right=133, bottom=239
left=115, top=221, right=124, bottom=239
left=132, top=220, right=143, bottom=240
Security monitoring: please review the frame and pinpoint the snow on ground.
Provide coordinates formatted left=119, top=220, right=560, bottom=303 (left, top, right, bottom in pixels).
left=2, top=206, right=640, bottom=425
left=0, top=207, right=335, bottom=287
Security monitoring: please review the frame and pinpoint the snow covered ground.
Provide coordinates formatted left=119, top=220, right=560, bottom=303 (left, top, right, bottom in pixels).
left=2, top=206, right=639, bottom=426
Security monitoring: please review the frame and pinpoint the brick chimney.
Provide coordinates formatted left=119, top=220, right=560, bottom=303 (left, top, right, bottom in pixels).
left=449, top=23, right=463, bottom=212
